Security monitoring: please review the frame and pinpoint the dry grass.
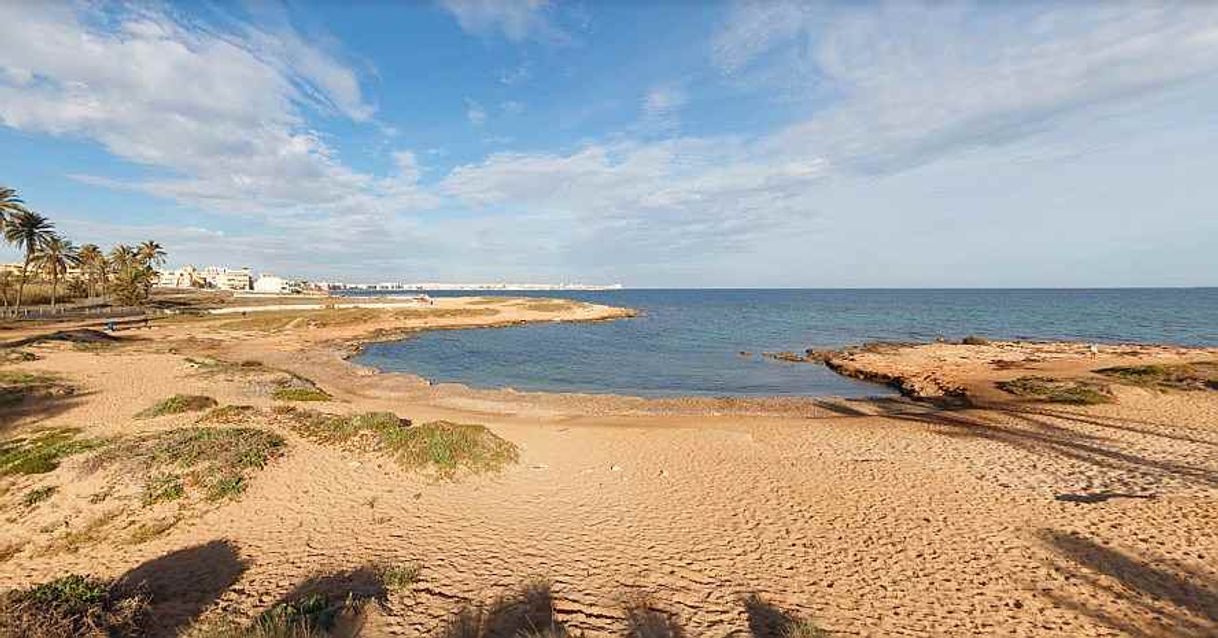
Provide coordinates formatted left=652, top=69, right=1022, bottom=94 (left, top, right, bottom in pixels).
left=21, top=485, right=58, bottom=507
left=136, top=394, right=219, bottom=418
left=0, top=349, right=38, bottom=365
left=378, top=562, right=421, bottom=590
left=1095, top=361, right=1218, bottom=391
left=197, top=405, right=262, bottom=425
left=0, top=574, right=149, bottom=638
left=0, top=429, right=104, bottom=476
left=518, top=300, right=577, bottom=313
left=0, top=370, right=74, bottom=408
left=281, top=408, right=518, bottom=479
left=126, top=517, right=178, bottom=545
left=996, top=376, right=1113, bottom=405
left=93, top=426, right=286, bottom=502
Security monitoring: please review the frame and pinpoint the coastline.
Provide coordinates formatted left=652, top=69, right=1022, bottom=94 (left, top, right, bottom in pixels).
left=1, top=295, right=1216, bottom=636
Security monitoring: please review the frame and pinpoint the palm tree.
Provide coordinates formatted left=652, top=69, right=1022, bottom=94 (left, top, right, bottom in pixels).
left=137, top=240, right=166, bottom=269
left=3, top=210, right=55, bottom=311
left=30, top=235, right=80, bottom=308
left=0, top=186, right=29, bottom=228
left=78, top=243, right=105, bottom=298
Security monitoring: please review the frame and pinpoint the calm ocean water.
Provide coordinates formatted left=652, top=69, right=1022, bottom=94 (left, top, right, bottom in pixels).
left=352, top=289, right=1218, bottom=398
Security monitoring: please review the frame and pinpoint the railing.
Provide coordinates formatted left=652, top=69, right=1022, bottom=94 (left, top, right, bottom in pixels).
left=2, top=305, right=166, bottom=321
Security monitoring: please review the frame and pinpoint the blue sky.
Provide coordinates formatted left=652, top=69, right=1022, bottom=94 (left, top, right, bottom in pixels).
left=1, top=0, right=1216, bottom=286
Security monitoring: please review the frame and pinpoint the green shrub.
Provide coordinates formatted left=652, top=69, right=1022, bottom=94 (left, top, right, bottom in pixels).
left=271, top=387, right=331, bottom=402
left=0, top=429, right=103, bottom=476
left=22, top=485, right=58, bottom=507
left=996, top=377, right=1113, bottom=405
left=0, top=574, right=148, bottom=638
left=96, top=427, right=285, bottom=503
left=283, top=408, right=517, bottom=478
left=378, top=562, right=421, bottom=590
left=136, top=394, right=219, bottom=419
left=141, top=473, right=185, bottom=505
left=1095, top=361, right=1218, bottom=391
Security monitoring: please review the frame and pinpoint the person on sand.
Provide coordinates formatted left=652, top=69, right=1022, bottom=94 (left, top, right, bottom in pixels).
left=1089, top=344, right=1099, bottom=358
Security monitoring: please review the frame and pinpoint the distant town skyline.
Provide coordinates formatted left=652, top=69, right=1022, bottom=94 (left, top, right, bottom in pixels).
left=2, top=1, right=1217, bottom=287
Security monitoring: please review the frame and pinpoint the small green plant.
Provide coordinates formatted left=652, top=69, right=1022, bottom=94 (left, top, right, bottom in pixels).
left=0, top=574, right=148, bottom=638
left=197, top=405, right=261, bottom=425
left=22, top=485, right=58, bottom=507
left=378, top=562, right=421, bottom=590
left=127, top=518, right=177, bottom=545
left=283, top=408, right=519, bottom=478
left=141, top=473, right=185, bottom=505
left=1095, top=361, right=1218, bottom=391
left=272, top=387, right=331, bottom=402
left=136, top=395, right=219, bottom=419
left=95, top=427, right=285, bottom=503
left=0, top=429, right=104, bottom=476
left=996, top=376, right=1113, bottom=405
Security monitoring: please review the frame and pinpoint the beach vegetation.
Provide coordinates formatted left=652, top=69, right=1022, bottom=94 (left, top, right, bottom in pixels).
left=42, top=512, right=122, bottom=555
left=136, top=394, right=219, bottom=418
left=0, top=349, right=38, bottom=364
left=0, top=574, right=149, bottom=638
left=281, top=408, right=518, bottom=478
left=961, top=335, right=991, bottom=345
left=197, top=405, right=262, bottom=425
left=272, top=386, right=332, bottom=402
left=1095, top=361, right=1218, bottom=391
left=141, top=473, right=186, bottom=505
left=22, top=485, right=58, bottom=507
left=378, top=562, right=422, bottom=590
left=0, top=429, right=103, bottom=476
left=996, top=376, right=1113, bottom=405
left=126, top=518, right=178, bottom=544
left=93, top=426, right=285, bottom=502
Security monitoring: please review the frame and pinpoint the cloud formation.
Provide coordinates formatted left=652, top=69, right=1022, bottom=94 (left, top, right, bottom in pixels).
left=439, top=0, right=567, bottom=43
left=0, top=2, right=434, bottom=231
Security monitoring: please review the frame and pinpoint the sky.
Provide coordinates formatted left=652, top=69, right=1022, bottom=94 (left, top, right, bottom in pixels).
left=0, top=0, right=1216, bottom=287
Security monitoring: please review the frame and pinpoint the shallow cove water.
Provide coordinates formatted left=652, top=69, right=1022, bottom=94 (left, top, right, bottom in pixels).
left=351, top=288, right=1218, bottom=398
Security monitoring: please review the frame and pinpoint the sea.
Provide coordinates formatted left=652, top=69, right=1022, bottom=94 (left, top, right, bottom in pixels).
left=350, top=289, right=1218, bottom=398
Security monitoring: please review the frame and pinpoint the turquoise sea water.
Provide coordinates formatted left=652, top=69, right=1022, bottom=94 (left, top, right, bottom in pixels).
left=352, top=289, right=1218, bottom=398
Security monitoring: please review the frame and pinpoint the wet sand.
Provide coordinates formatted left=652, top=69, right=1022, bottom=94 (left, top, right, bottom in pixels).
left=1, top=297, right=1216, bottom=637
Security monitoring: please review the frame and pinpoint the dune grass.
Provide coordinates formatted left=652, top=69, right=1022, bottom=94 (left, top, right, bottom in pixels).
left=281, top=408, right=518, bottom=478
left=0, top=429, right=104, bottom=476
left=996, top=376, right=1113, bottom=405
left=0, top=574, right=148, bottom=638
left=94, top=427, right=285, bottom=503
left=0, top=370, right=74, bottom=409
left=136, top=394, right=219, bottom=419
left=378, top=562, right=421, bottom=590
left=1095, top=361, right=1218, bottom=391
left=271, top=386, right=331, bottom=402
left=197, top=405, right=262, bottom=425
left=22, top=485, right=58, bottom=507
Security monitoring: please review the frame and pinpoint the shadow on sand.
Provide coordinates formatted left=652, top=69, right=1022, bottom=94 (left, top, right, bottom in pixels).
left=117, top=540, right=248, bottom=637
left=440, top=580, right=569, bottom=638
left=1039, top=529, right=1218, bottom=637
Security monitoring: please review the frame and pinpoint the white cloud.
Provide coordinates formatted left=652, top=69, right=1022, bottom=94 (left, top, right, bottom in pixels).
left=717, top=1, right=1218, bottom=172
left=641, top=85, right=687, bottom=129
left=0, top=2, right=435, bottom=232
left=465, top=98, right=488, bottom=126
left=439, top=0, right=567, bottom=43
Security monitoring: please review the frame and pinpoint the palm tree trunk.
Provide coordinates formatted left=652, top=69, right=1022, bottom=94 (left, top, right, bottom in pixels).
left=50, top=271, right=58, bottom=309
left=14, top=251, right=31, bottom=311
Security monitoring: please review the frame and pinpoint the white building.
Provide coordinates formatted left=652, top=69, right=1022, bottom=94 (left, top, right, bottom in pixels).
left=155, top=265, right=204, bottom=288
left=200, top=266, right=253, bottom=291
left=253, top=275, right=301, bottom=294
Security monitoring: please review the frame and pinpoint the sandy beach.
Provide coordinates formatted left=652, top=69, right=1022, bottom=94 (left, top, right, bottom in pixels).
left=1, top=295, right=1216, bottom=637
